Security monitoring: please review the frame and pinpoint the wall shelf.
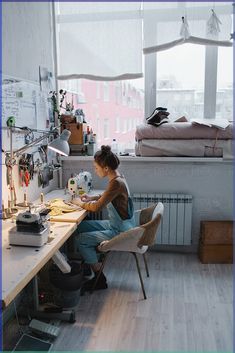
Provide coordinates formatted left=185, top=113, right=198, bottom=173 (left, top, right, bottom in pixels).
left=60, top=156, right=232, bottom=164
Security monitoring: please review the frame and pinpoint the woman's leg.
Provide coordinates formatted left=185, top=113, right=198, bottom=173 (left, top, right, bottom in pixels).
left=76, top=228, right=114, bottom=265
left=76, top=220, right=111, bottom=234
left=76, top=228, right=116, bottom=293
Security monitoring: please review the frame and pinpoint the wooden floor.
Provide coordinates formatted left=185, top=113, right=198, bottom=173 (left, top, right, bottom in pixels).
left=3, top=252, right=233, bottom=352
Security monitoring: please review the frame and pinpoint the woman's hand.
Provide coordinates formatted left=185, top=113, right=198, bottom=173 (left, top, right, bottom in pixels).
left=80, top=194, right=93, bottom=202
left=71, top=198, right=84, bottom=208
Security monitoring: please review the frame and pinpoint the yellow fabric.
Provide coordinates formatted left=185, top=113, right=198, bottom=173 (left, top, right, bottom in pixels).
left=47, top=198, right=79, bottom=216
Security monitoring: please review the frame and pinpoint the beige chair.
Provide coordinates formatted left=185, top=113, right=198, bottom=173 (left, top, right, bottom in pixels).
left=92, top=202, right=164, bottom=299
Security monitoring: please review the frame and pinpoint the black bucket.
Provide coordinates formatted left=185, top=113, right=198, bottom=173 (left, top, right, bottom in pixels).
left=49, top=261, right=84, bottom=307
left=54, top=289, right=81, bottom=308
left=49, top=261, right=84, bottom=291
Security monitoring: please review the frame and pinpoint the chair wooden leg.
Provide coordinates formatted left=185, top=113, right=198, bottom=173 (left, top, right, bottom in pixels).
left=142, top=253, right=150, bottom=277
left=132, top=252, right=147, bottom=300
left=90, top=252, right=109, bottom=294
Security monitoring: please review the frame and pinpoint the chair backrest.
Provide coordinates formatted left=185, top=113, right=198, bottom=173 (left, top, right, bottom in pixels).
left=98, top=202, right=164, bottom=253
left=137, top=202, right=164, bottom=248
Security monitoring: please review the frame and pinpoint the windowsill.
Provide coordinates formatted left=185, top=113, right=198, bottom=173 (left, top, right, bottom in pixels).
left=60, top=155, right=232, bottom=163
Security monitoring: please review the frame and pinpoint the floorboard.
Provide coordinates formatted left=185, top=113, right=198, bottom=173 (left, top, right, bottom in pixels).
left=3, top=252, right=233, bottom=352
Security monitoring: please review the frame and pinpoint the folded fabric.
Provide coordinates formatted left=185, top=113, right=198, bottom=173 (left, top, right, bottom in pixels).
left=135, top=122, right=233, bottom=140
left=174, top=116, right=188, bottom=122
left=46, top=198, right=79, bottom=216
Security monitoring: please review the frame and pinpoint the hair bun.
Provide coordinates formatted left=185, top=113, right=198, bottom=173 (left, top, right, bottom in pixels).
left=101, top=145, right=111, bottom=154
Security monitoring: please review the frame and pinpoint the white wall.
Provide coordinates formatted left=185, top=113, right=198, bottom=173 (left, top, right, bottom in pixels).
left=2, top=2, right=54, bottom=81
left=62, top=158, right=233, bottom=251
left=2, top=2, right=57, bottom=207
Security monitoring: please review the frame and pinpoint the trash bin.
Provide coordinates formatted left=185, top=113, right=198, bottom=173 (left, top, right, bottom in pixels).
left=49, top=261, right=84, bottom=308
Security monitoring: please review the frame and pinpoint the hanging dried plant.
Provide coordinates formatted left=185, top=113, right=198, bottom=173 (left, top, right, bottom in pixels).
left=180, top=16, right=190, bottom=39
left=207, top=9, right=222, bottom=36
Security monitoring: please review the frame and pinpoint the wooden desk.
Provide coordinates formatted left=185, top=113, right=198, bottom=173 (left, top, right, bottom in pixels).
left=2, top=188, right=102, bottom=308
left=2, top=214, right=85, bottom=308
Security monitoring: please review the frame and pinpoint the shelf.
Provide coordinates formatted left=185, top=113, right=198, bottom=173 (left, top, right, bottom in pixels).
left=60, top=156, right=232, bottom=163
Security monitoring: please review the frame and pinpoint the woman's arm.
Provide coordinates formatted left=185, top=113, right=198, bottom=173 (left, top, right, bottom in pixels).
left=78, top=180, right=121, bottom=212
left=80, top=193, right=102, bottom=202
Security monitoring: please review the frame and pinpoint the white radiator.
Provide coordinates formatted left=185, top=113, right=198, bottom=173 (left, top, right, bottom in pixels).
left=87, top=211, right=103, bottom=220
left=132, top=193, right=193, bottom=245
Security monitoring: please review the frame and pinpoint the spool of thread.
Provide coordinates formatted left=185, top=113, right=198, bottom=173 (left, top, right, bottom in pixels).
left=40, top=193, right=44, bottom=203
left=24, top=192, right=28, bottom=206
left=8, top=199, right=12, bottom=213
left=1, top=203, right=8, bottom=219
left=2, top=204, right=6, bottom=218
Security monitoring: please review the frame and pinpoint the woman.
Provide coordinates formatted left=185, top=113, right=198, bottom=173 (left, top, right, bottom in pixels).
left=72, top=145, right=135, bottom=293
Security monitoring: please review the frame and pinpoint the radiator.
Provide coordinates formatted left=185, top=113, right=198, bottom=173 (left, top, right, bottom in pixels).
left=87, top=211, right=103, bottom=220
left=132, top=193, right=193, bottom=245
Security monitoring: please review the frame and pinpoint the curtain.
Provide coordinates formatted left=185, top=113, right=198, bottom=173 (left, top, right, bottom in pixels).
left=143, top=2, right=233, bottom=54
left=55, top=2, right=143, bottom=81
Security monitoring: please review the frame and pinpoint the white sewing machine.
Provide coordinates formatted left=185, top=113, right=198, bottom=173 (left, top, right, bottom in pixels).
left=67, top=171, right=92, bottom=196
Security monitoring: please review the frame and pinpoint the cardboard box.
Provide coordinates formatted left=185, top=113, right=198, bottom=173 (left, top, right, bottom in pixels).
left=198, top=221, right=233, bottom=264
left=198, top=241, right=233, bottom=264
left=60, top=114, right=75, bottom=124
left=61, top=123, right=83, bottom=145
left=200, top=221, right=233, bottom=245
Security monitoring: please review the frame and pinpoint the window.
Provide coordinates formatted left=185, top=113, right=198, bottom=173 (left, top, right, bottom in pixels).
left=103, top=118, right=109, bottom=139
left=156, top=44, right=205, bottom=120
left=103, top=82, right=110, bottom=102
left=115, top=116, right=120, bottom=133
left=96, top=82, right=100, bottom=100
left=56, top=2, right=232, bottom=153
left=217, top=47, right=233, bottom=121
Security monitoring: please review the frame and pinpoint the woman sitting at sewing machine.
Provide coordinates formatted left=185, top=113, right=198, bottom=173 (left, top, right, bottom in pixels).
left=72, top=145, right=135, bottom=293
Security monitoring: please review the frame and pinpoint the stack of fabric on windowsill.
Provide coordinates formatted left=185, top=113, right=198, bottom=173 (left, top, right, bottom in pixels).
left=135, top=121, right=233, bottom=158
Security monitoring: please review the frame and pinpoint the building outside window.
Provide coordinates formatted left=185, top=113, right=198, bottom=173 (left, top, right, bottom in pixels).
left=96, top=82, right=101, bottom=100
left=103, top=118, right=109, bottom=139
left=216, top=46, right=233, bottom=120
left=103, top=82, right=110, bottom=102
left=156, top=44, right=205, bottom=121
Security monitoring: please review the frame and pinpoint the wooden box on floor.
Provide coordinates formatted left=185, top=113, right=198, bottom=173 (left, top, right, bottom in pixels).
left=198, top=221, right=233, bottom=264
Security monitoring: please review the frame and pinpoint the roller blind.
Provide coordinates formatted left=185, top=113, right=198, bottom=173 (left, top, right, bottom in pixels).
left=55, top=2, right=143, bottom=81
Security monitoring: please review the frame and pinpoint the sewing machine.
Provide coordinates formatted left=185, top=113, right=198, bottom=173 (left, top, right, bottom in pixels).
left=9, top=210, right=49, bottom=247
left=67, top=171, right=92, bottom=196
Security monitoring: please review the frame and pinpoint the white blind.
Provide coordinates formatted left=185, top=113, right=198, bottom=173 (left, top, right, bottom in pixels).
left=143, top=2, right=233, bottom=54
left=56, top=2, right=143, bottom=81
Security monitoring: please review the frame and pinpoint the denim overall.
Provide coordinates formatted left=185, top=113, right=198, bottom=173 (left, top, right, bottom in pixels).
left=76, top=183, right=135, bottom=264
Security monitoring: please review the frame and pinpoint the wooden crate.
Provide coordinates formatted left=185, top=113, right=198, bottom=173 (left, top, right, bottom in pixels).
left=198, top=221, right=233, bottom=264
left=200, top=221, right=233, bottom=245
left=198, top=241, right=233, bottom=264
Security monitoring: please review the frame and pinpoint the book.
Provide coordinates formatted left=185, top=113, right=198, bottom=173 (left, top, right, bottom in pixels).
left=191, top=118, right=230, bottom=130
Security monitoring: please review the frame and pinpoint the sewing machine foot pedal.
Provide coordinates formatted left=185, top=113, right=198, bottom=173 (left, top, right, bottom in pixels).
left=29, top=319, right=60, bottom=339
left=30, top=308, right=76, bottom=323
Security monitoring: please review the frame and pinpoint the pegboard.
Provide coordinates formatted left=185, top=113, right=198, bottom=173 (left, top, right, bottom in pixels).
left=2, top=75, right=52, bottom=152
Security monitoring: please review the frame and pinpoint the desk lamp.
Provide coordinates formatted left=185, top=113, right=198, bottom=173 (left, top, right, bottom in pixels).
left=48, top=129, right=71, bottom=156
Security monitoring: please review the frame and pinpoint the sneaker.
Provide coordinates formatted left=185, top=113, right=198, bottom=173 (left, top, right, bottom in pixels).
left=80, top=272, right=108, bottom=295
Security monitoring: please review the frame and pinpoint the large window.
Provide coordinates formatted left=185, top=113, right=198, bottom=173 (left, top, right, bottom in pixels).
left=56, top=2, right=232, bottom=153
left=217, top=46, right=233, bottom=121
left=156, top=44, right=205, bottom=120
